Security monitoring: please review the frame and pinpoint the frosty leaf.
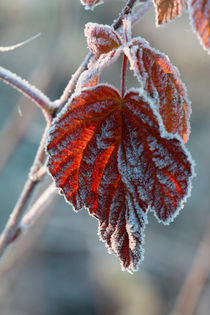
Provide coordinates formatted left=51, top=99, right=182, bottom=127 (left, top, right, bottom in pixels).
left=85, top=23, right=122, bottom=57
left=124, top=37, right=191, bottom=142
left=77, top=70, right=99, bottom=91
left=76, top=47, right=122, bottom=92
left=153, top=0, right=185, bottom=25
left=189, top=0, right=210, bottom=53
left=46, top=84, right=194, bottom=272
left=80, top=0, right=104, bottom=10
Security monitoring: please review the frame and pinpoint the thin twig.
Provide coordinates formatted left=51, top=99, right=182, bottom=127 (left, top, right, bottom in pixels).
left=171, top=220, right=210, bottom=315
left=0, top=33, right=41, bottom=52
left=0, top=66, right=52, bottom=122
left=0, top=125, right=49, bottom=258
left=0, top=183, right=57, bottom=260
left=131, top=0, right=153, bottom=27
left=57, top=52, right=93, bottom=108
left=112, top=0, right=139, bottom=30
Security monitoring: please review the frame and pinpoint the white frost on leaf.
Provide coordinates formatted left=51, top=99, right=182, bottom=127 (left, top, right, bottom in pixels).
left=85, top=22, right=122, bottom=56
left=153, top=0, right=185, bottom=26
left=123, top=36, right=191, bottom=142
left=46, top=84, right=194, bottom=272
left=188, top=0, right=210, bottom=54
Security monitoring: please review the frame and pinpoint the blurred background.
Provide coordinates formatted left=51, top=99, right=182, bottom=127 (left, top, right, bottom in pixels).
left=0, top=1, right=210, bottom=314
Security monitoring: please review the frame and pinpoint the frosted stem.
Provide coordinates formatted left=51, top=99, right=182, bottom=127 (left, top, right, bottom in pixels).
left=112, top=0, right=139, bottom=30
left=57, top=52, right=93, bottom=109
left=131, top=0, right=153, bottom=26
left=0, top=66, right=52, bottom=122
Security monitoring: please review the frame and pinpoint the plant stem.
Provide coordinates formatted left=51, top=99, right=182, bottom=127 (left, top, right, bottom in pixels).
left=112, top=0, right=139, bottom=30
left=121, top=54, right=128, bottom=98
left=131, top=0, right=153, bottom=26
left=0, top=33, right=41, bottom=52
left=0, top=125, right=49, bottom=258
left=57, top=52, right=93, bottom=109
left=0, top=66, right=52, bottom=122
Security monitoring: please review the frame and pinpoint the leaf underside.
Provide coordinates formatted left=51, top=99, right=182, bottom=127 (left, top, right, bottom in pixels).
left=47, top=84, right=193, bottom=272
left=85, top=23, right=122, bottom=57
left=124, top=37, right=191, bottom=143
left=189, top=0, right=210, bottom=53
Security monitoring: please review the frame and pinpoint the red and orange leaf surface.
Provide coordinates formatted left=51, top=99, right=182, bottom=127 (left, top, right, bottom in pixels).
left=46, top=84, right=194, bottom=272
left=85, top=23, right=122, bottom=57
left=153, top=0, right=185, bottom=25
left=189, top=0, right=210, bottom=53
left=124, top=37, right=191, bottom=143
left=80, top=0, right=104, bottom=10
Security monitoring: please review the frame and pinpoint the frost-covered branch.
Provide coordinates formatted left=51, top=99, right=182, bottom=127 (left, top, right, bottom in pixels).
left=132, top=0, right=153, bottom=26
left=57, top=52, right=93, bottom=109
left=0, top=33, right=41, bottom=52
left=112, top=0, right=139, bottom=30
left=0, top=66, right=52, bottom=122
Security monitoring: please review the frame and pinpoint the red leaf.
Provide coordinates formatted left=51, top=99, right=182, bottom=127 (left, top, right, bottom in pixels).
left=85, top=23, right=122, bottom=57
left=46, top=84, right=193, bottom=272
left=80, top=0, right=104, bottom=10
left=153, top=0, right=185, bottom=25
left=189, top=0, right=210, bottom=53
left=124, top=37, right=191, bottom=143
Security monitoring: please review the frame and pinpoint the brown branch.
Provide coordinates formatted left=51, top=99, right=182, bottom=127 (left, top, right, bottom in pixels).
left=112, top=0, right=139, bottom=30
left=0, top=66, right=52, bottom=122
left=171, top=220, right=210, bottom=315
